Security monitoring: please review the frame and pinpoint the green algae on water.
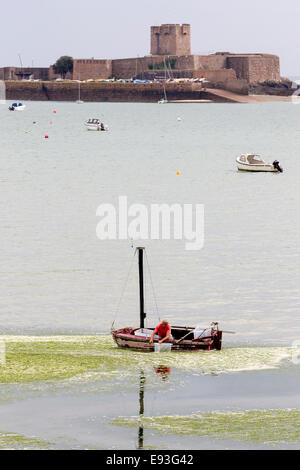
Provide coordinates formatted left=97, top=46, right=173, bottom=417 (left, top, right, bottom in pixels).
left=0, top=335, right=293, bottom=384
left=112, top=409, right=300, bottom=446
left=0, top=335, right=120, bottom=383
left=0, top=431, right=51, bottom=449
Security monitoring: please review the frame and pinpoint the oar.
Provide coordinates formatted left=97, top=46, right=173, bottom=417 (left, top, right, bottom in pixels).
left=175, top=329, right=195, bottom=344
left=222, top=330, right=236, bottom=334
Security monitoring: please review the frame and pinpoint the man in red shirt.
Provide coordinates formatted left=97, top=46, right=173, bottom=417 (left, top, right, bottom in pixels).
left=149, top=319, right=171, bottom=344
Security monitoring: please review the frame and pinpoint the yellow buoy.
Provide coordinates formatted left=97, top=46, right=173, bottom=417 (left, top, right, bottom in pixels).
left=176, top=171, right=180, bottom=175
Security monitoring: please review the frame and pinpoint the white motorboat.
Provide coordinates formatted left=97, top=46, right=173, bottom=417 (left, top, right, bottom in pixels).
left=8, top=102, right=26, bottom=111
left=84, top=118, right=108, bottom=131
left=236, top=154, right=283, bottom=172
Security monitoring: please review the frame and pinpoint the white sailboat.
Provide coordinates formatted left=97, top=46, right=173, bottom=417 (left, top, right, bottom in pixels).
left=158, top=84, right=168, bottom=104
left=158, top=57, right=168, bottom=104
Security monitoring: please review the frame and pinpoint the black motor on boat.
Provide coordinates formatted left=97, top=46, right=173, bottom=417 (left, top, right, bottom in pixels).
left=8, top=106, right=14, bottom=111
left=273, top=160, right=283, bottom=172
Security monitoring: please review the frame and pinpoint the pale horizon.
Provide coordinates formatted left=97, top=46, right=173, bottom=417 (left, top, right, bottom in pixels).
left=1, top=0, right=300, bottom=77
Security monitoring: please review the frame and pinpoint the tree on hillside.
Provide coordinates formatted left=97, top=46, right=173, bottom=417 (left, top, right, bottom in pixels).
left=53, top=56, right=73, bottom=78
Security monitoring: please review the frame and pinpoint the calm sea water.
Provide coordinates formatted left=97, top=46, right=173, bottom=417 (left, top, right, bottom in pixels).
left=0, top=100, right=299, bottom=449
left=1, top=100, right=299, bottom=343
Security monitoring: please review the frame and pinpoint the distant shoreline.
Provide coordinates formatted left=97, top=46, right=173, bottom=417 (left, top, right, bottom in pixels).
left=4, top=80, right=295, bottom=104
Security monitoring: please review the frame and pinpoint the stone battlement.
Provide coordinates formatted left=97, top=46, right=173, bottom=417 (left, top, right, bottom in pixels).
left=151, top=24, right=191, bottom=56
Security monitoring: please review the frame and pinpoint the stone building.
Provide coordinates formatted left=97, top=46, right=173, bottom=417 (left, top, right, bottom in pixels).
left=0, top=67, right=49, bottom=81
left=1, top=24, right=281, bottom=86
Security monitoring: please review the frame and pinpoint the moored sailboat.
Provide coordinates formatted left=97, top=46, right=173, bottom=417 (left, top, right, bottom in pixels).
left=76, top=81, right=84, bottom=104
left=158, top=84, right=168, bottom=104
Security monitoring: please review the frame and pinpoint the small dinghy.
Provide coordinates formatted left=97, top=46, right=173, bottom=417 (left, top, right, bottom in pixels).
left=8, top=102, right=26, bottom=111
left=111, top=247, right=226, bottom=352
left=85, top=118, right=108, bottom=131
left=237, top=154, right=283, bottom=172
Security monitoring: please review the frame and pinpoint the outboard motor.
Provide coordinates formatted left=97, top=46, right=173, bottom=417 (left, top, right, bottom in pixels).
left=273, top=160, right=283, bottom=172
left=8, top=106, right=14, bottom=111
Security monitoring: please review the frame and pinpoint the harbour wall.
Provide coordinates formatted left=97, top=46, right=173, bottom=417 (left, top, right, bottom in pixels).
left=4, top=80, right=235, bottom=103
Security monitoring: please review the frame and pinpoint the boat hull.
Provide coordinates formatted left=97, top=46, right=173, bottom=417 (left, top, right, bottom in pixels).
left=85, top=125, right=108, bottom=131
left=9, top=106, right=26, bottom=111
left=112, top=327, right=222, bottom=352
left=237, top=162, right=278, bottom=172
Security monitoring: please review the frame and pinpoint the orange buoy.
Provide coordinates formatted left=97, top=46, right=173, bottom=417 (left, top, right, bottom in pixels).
left=176, top=171, right=180, bottom=175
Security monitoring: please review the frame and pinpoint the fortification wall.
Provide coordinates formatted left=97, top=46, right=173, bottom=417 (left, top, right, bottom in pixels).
left=73, top=59, right=112, bottom=80
left=0, top=67, right=49, bottom=81
left=194, top=54, right=228, bottom=70
left=248, top=55, right=280, bottom=83
left=226, top=57, right=250, bottom=81
left=193, top=68, right=236, bottom=81
left=77, top=52, right=280, bottom=83
left=0, top=67, right=14, bottom=80
left=112, top=55, right=197, bottom=79
left=5, top=80, right=237, bottom=102
left=226, top=54, right=280, bottom=83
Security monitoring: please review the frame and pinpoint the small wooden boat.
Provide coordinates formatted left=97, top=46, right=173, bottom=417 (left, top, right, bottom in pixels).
left=111, top=247, right=223, bottom=352
left=236, top=154, right=283, bottom=172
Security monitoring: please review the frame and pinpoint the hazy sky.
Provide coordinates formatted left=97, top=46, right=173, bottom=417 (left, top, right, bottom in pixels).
left=1, top=0, right=299, bottom=76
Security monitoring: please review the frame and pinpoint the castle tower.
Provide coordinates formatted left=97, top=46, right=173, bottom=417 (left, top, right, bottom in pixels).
left=150, top=24, right=191, bottom=56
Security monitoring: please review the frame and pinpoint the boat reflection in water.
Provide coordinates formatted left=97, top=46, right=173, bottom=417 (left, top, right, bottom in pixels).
left=154, top=365, right=171, bottom=382
left=137, top=366, right=171, bottom=449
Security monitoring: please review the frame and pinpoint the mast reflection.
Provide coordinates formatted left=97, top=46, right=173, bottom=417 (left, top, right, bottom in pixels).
left=137, top=366, right=172, bottom=449
left=137, top=370, right=145, bottom=449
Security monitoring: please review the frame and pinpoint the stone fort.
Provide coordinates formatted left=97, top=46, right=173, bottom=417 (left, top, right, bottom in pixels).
left=0, top=24, right=281, bottom=86
left=72, top=23, right=280, bottom=85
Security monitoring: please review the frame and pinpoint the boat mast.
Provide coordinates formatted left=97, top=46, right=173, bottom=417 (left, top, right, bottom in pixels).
left=137, top=247, right=146, bottom=328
